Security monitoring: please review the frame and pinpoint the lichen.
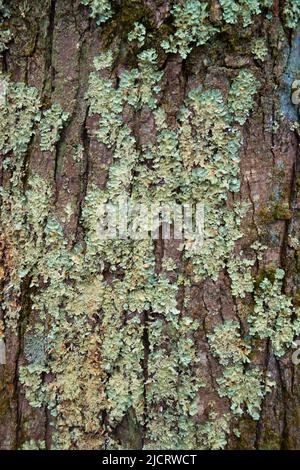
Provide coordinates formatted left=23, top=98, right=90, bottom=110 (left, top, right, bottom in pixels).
left=198, top=411, right=231, bottom=450
left=219, top=0, right=272, bottom=27
left=284, top=0, right=300, bottom=29
left=0, top=76, right=41, bottom=159
left=39, top=103, right=69, bottom=152
left=217, top=366, right=274, bottom=420
left=1, top=3, right=300, bottom=450
left=128, top=22, right=146, bottom=47
left=251, top=38, right=268, bottom=62
left=81, top=0, right=112, bottom=25
left=0, top=0, right=11, bottom=53
left=249, top=269, right=300, bottom=357
left=228, top=70, right=259, bottom=125
left=161, top=0, right=218, bottom=59
left=208, top=320, right=251, bottom=366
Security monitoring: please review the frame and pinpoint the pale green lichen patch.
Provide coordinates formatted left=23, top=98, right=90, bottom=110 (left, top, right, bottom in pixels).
left=217, top=366, right=274, bottom=420
left=219, top=0, right=272, bottom=27
left=81, top=0, right=112, bottom=25
left=1, top=1, right=300, bottom=449
left=198, top=411, right=231, bottom=450
left=39, top=103, right=69, bottom=152
left=128, top=22, right=146, bottom=47
left=284, top=0, right=300, bottom=29
left=208, top=320, right=251, bottom=366
left=228, top=70, right=259, bottom=125
left=0, top=0, right=11, bottom=53
left=0, top=76, right=41, bottom=160
left=251, top=38, right=268, bottom=62
left=161, top=1, right=217, bottom=59
left=249, top=269, right=300, bottom=357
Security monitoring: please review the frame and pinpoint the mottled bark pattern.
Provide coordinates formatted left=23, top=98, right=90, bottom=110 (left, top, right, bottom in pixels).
left=1, top=0, right=300, bottom=450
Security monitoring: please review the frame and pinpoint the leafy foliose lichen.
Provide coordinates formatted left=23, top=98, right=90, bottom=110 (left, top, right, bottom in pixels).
left=217, top=366, right=274, bottom=420
left=219, top=0, right=272, bottom=27
left=161, top=0, right=218, bottom=59
left=128, top=22, right=146, bottom=47
left=208, top=320, right=251, bottom=366
left=81, top=0, right=112, bottom=25
left=284, top=0, right=300, bottom=29
left=0, top=76, right=41, bottom=159
left=39, top=103, right=69, bottom=152
left=0, top=0, right=11, bottom=53
left=228, top=70, right=260, bottom=125
left=251, top=38, right=268, bottom=62
left=198, top=411, right=231, bottom=450
left=249, top=269, right=300, bottom=357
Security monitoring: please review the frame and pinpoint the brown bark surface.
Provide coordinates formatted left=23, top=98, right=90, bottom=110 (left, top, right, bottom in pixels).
left=1, top=0, right=300, bottom=450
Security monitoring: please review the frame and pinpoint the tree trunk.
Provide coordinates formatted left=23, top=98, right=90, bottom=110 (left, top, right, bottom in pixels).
left=1, top=0, right=300, bottom=450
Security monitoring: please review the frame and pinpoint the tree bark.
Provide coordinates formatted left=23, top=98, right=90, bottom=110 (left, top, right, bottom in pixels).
left=1, top=0, right=300, bottom=450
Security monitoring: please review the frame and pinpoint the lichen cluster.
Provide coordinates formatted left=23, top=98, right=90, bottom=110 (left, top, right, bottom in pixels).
left=160, top=0, right=274, bottom=59
left=219, top=0, right=273, bottom=27
left=161, top=1, right=218, bottom=59
left=284, top=0, right=300, bottom=29
left=81, top=0, right=112, bottom=25
left=1, top=0, right=300, bottom=451
left=0, top=0, right=11, bottom=53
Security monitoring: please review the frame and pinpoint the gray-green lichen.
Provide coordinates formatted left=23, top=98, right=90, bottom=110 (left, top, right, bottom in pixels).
left=217, top=366, right=274, bottom=420
left=219, top=0, right=272, bottom=27
left=39, top=104, right=69, bottom=152
left=81, top=0, right=112, bottom=25
left=128, top=22, right=146, bottom=47
left=161, top=1, right=217, bottom=59
left=249, top=269, right=300, bottom=357
left=1, top=3, right=300, bottom=451
left=0, top=0, right=11, bottom=53
left=228, top=70, right=259, bottom=125
left=284, top=0, right=300, bottom=29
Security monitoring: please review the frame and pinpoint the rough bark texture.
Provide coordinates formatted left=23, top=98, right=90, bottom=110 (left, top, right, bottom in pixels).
left=1, top=0, right=300, bottom=450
